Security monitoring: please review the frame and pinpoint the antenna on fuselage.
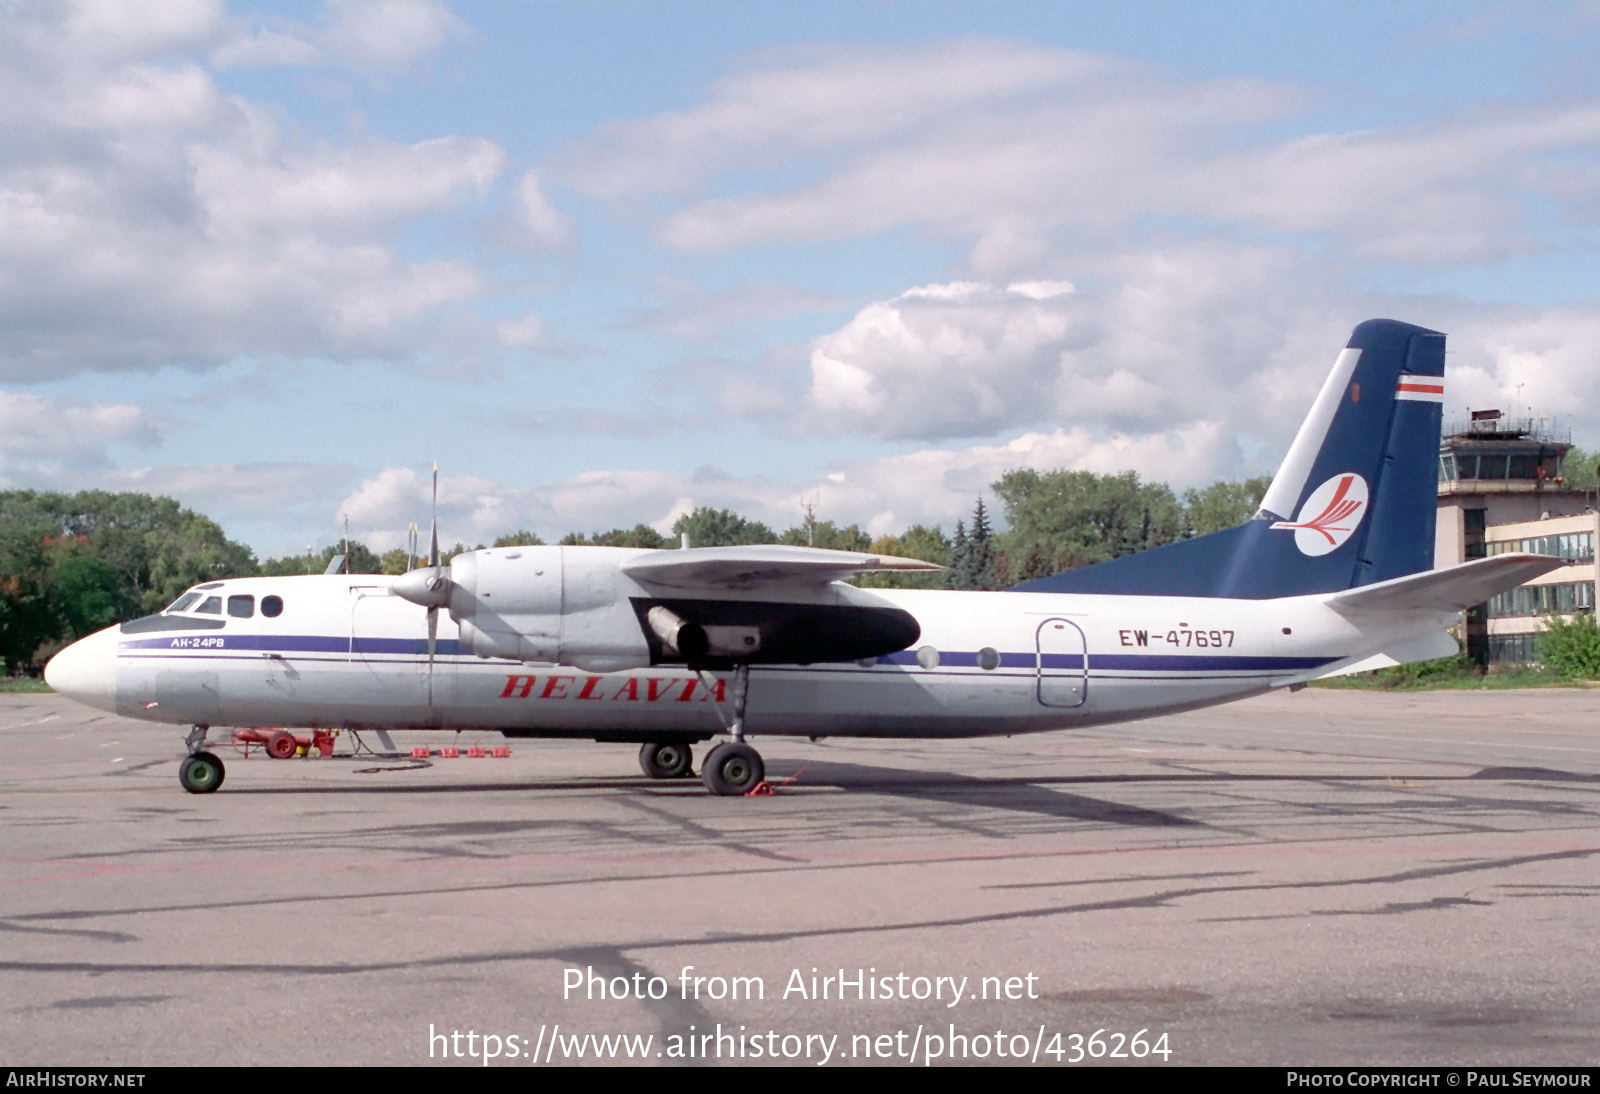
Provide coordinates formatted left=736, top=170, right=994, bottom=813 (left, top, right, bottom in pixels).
left=426, top=463, right=440, bottom=704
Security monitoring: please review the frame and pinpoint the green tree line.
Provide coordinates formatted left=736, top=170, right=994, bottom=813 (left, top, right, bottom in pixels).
left=0, top=491, right=255, bottom=673
left=1563, top=444, right=1599, bottom=494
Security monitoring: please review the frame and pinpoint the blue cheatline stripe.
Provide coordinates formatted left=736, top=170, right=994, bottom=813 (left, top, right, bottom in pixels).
left=121, top=650, right=1299, bottom=684
left=121, top=653, right=480, bottom=667
left=118, top=633, right=468, bottom=656
left=879, top=650, right=1340, bottom=672
left=1092, top=652, right=1338, bottom=671
left=119, top=633, right=1343, bottom=675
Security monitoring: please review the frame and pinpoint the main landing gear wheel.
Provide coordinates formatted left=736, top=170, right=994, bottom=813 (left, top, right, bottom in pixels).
left=639, top=741, right=693, bottom=779
left=179, top=751, right=225, bottom=794
left=701, top=741, right=764, bottom=796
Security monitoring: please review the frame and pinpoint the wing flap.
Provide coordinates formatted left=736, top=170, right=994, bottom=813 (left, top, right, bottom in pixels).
left=620, top=544, right=942, bottom=591
left=1326, top=554, right=1568, bottom=616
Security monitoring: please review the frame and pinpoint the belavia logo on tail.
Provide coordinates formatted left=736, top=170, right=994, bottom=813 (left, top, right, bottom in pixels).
left=1270, top=473, right=1369, bottom=557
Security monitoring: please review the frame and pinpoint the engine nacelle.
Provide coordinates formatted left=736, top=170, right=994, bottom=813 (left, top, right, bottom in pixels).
left=443, top=545, right=923, bottom=673
left=447, top=546, right=652, bottom=673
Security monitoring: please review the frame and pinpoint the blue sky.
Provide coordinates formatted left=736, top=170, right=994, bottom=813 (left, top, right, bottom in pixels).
left=4, top=1, right=1600, bottom=557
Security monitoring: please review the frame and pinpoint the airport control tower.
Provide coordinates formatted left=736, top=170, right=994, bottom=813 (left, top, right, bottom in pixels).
left=1437, top=410, right=1598, bottom=664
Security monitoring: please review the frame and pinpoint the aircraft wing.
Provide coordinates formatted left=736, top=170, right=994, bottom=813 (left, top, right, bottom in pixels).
left=619, top=544, right=942, bottom=591
left=1325, top=553, right=1569, bottom=616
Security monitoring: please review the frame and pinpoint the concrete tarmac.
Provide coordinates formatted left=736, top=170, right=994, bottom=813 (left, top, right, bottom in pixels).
left=2, top=687, right=1599, bottom=1067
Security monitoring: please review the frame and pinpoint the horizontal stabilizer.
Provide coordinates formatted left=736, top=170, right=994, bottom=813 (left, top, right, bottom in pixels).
left=1313, top=631, right=1461, bottom=679
left=1325, top=554, right=1567, bottom=616
left=621, top=544, right=941, bottom=591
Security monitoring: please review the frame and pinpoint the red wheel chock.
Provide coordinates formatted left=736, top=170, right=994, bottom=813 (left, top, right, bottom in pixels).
left=744, top=780, right=776, bottom=797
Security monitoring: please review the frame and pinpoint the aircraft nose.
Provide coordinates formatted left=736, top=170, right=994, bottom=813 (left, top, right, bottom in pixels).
left=44, top=627, right=120, bottom=713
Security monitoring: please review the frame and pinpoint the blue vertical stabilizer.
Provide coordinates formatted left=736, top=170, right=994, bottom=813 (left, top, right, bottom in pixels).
left=1009, top=318, right=1446, bottom=599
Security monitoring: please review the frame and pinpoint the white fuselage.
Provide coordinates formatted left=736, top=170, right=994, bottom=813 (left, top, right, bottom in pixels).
left=49, top=573, right=1431, bottom=741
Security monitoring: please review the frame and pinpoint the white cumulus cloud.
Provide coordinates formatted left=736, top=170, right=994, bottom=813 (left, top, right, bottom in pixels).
left=0, top=390, right=163, bottom=475
left=553, top=38, right=1600, bottom=269
left=804, top=244, right=1363, bottom=445
left=0, top=6, right=509, bottom=380
left=211, top=0, right=467, bottom=72
left=511, top=171, right=577, bottom=252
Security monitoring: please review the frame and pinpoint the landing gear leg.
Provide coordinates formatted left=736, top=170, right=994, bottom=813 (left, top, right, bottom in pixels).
left=701, top=665, right=764, bottom=796
left=727, top=663, right=750, bottom=744
left=179, top=725, right=225, bottom=794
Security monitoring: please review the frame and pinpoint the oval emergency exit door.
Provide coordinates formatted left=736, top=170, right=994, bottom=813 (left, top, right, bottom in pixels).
left=1035, top=618, right=1087, bottom=707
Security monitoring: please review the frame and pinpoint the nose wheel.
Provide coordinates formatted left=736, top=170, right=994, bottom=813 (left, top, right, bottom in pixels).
left=178, top=725, right=225, bottom=794
left=179, top=750, right=225, bottom=794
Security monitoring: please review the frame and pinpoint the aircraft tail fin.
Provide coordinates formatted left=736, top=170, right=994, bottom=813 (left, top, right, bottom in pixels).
left=1010, top=318, right=1446, bottom=599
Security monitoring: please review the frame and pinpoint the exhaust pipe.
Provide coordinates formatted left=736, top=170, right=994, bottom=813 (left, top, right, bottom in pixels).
left=646, top=606, right=709, bottom=661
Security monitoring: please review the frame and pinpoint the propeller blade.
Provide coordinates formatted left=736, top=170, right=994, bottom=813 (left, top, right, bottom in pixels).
left=429, top=461, right=440, bottom=569
left=426, top=604, right=438, bottom=707
left=393, top=463, right=452, bottom=610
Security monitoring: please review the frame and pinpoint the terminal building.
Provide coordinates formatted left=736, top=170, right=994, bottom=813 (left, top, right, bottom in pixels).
left=1435, top=410, right=1598, bottom=664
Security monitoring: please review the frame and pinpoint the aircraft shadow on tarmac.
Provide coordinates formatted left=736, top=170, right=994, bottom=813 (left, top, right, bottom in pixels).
left=193, top=757, right=1600, bottom=830
left=765, top=758, right=1200, bottom=826
left=196, top=755, right=1194, bottom=826
left=1468, top=766, right=1600, bottom=783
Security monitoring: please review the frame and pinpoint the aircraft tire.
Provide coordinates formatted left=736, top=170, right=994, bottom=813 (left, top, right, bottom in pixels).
left=266, top=731, right=297, bottom=760
left=179, top=751, right=225, bottom=794
left=639, top=741, right=693, bottom=779
left=701, top=742, right=763, bottom=796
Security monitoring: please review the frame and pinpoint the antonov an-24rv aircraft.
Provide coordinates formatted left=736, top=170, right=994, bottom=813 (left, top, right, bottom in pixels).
left=45, top=320, right=1565, bottom=797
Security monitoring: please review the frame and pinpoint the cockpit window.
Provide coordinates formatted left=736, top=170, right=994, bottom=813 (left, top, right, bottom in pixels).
left=196, top=596, right=222, bottom=614
left=261, top=595, right=284, bottom=618
left=166, top=592, right=202, bottom=614
left=227, top=594, right=255, bottom=618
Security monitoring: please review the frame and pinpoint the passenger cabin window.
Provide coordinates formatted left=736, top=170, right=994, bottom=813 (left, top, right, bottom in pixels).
left=196, top=596, right=222, bottom=614
left=227, top=595, right=255, bottom=618
left=166, top=592, right=202, bottom=613
left=261, top=595, right=284, bottom=618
